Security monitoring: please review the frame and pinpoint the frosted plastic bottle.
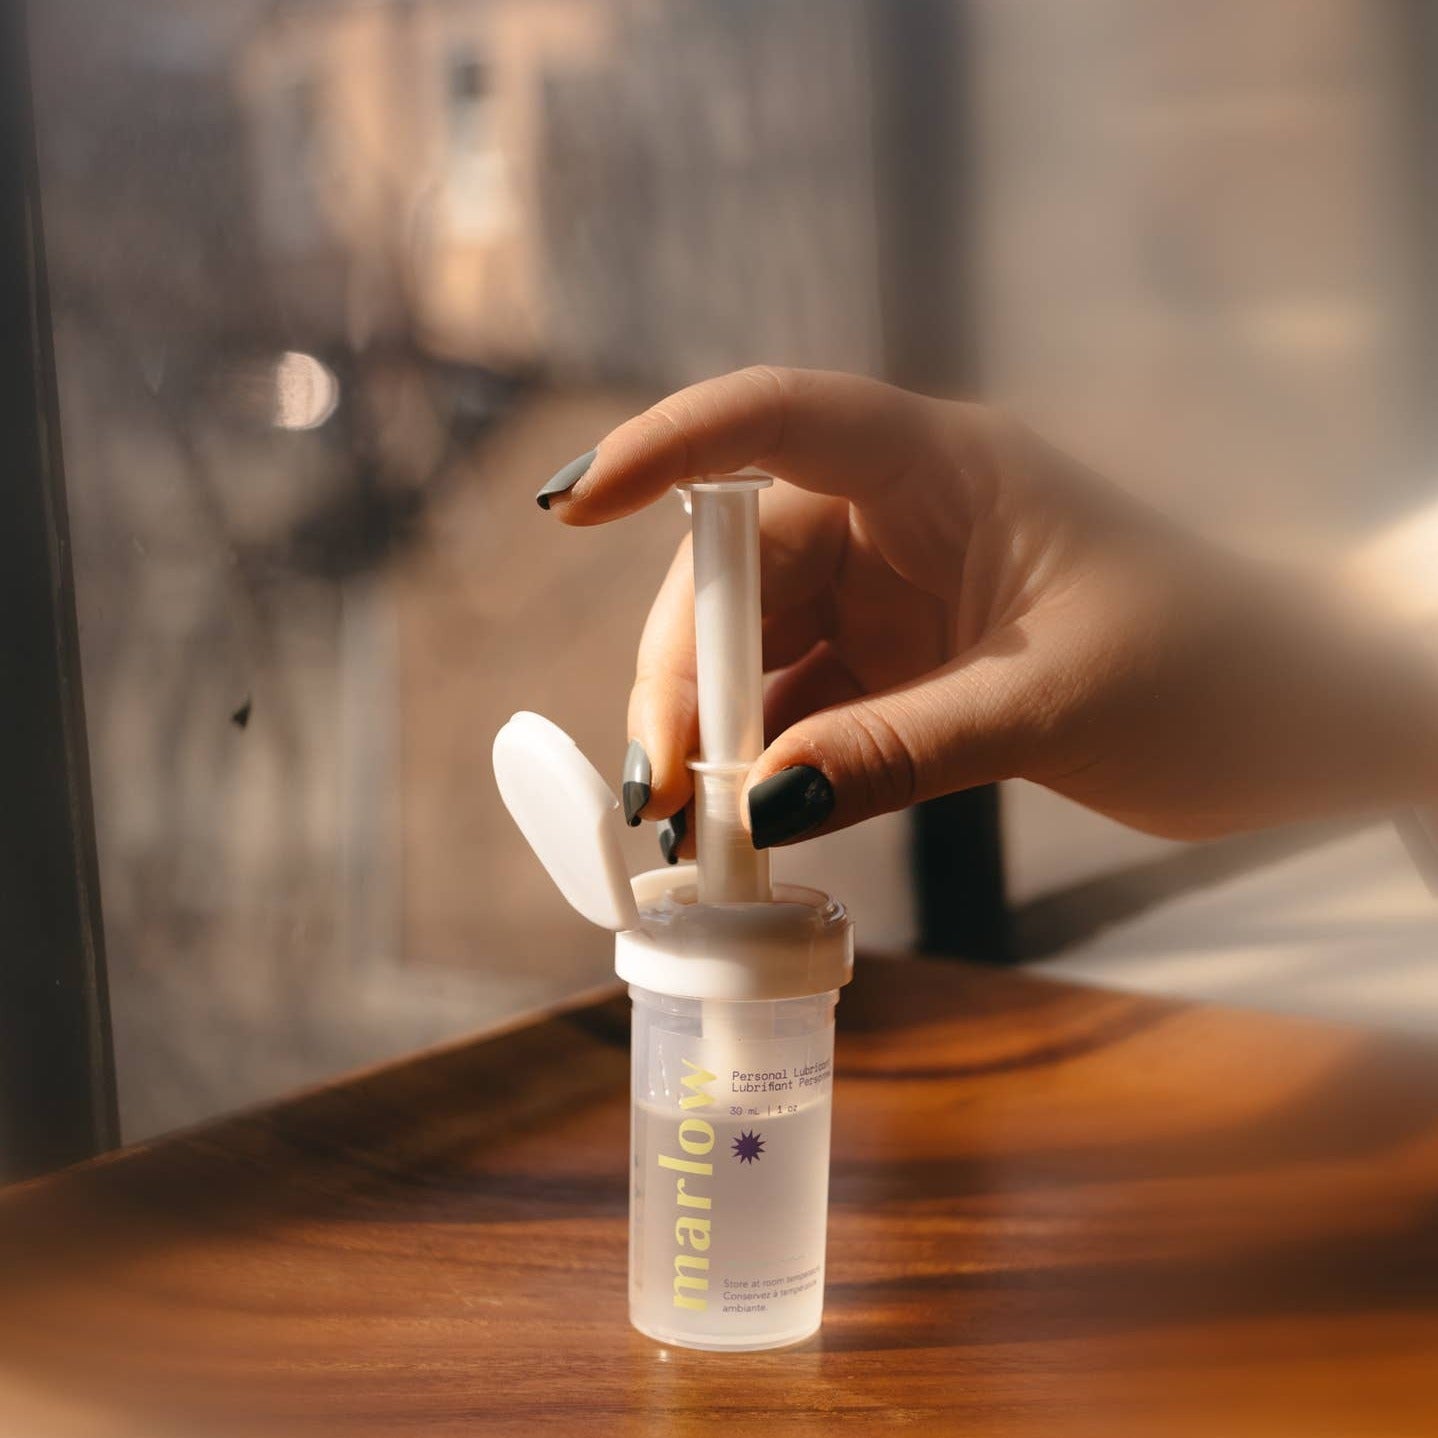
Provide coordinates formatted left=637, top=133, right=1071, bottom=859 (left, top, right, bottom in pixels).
left=627, top=985, right=838, bottom=1349
left=616, top=872, right=851, bottom=1350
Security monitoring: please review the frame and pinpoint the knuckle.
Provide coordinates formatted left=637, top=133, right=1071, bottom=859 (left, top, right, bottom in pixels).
left=946, top=399, right=1028, bottom=456
left=734, top=365, right=791, bottom=458
left=935, top=400, right=1033, bottom=518
left=840, top=700, right=920, bottom=817
left=634, top=400, right=694, bottom=476
left=736, top=363, right=792, bottom=397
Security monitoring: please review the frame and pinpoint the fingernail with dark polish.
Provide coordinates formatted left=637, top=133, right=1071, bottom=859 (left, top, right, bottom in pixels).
left=658, top=808, right=687, bottom=865
left=748, top=766, right=834, bottom=849
left=535, top=448, right=596, bottom=509
left=622, top=740, right=651, bottom=826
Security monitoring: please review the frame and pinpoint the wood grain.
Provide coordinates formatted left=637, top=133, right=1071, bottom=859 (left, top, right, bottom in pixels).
left=3, top=957, right=1437, bottom=1437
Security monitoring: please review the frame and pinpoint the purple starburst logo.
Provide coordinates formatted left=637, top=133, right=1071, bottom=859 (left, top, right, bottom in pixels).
left=731, top=1129, right=765, bottom=1164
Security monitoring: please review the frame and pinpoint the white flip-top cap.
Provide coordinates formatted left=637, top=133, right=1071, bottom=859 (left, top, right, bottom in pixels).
left=493, top=712, right=639, bottom=932
left=492, top=713, right=853, bottom=1001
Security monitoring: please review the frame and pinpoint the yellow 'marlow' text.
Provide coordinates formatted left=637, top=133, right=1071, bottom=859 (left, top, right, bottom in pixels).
left=661, top=1058, right=717, bottom=1310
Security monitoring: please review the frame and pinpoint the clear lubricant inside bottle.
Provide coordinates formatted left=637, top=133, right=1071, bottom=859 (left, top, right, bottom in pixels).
left=628, top=986, right=838, bottom=1350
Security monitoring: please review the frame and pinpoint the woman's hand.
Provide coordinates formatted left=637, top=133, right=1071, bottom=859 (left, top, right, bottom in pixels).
left=538, top=367, right=1438, bottom=852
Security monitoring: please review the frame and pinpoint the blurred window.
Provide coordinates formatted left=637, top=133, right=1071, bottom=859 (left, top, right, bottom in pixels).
left=258, top=74, right=324, bottom=253
left=24, top=0, right=1431, bottom=1154
left=444, top=45, right=509, bottom=240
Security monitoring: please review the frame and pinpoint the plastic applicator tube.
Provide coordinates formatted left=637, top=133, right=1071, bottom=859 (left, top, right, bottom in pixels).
left=680, top=476, right=773, bottom=905
left=680, top=476, right=774, bottom=1056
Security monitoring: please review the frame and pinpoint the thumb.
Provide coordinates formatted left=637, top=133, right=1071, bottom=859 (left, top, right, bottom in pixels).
left=743, top=634, right=1038, bottom=848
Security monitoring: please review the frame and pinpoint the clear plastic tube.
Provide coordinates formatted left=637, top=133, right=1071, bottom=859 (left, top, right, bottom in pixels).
left=690, top=759, right=770, bottom=907
left=628, top=984, right=838, bottom=1350
left=681, top=477, right=772, bottom=905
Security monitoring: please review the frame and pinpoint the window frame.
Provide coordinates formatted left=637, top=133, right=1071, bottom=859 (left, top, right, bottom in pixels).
left=0, top=1, right=118, bottom=1182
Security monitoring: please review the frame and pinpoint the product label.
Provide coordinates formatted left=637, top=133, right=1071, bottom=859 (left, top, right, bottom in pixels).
left=631, top=1016, right=834, bottom=1347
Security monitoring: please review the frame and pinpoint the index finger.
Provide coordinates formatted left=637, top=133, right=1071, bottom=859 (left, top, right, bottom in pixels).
left=548, top=366, right=943, bottom=526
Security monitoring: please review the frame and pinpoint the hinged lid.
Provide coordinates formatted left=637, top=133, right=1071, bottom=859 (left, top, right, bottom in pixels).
left=492, top=712, right=640, bottom=932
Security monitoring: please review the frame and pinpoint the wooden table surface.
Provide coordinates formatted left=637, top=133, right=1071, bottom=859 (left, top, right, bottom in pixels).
left=3, top=956, right=1438, bottom=1437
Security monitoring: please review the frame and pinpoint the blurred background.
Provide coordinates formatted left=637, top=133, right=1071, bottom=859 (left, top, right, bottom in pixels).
left=25, top=0, right=1438, bottom=1142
